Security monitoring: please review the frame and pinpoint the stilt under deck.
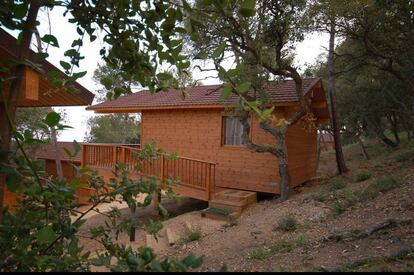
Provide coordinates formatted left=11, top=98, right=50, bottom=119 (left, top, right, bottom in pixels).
left=81, top=144, right=216, bottom=201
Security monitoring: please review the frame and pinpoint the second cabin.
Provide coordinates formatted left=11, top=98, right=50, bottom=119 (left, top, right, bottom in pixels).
left=85, top=78, right=330, bottom=201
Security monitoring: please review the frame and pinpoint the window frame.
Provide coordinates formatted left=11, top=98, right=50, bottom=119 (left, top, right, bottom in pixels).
left=221, top=115, right=252, bottom=147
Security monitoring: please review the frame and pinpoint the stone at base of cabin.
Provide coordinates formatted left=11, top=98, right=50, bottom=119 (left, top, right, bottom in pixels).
left=200, top=208, right=240, bottom=222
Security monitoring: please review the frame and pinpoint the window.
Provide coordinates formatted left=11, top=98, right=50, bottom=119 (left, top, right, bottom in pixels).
left=223, top=116, right=244, bottom=146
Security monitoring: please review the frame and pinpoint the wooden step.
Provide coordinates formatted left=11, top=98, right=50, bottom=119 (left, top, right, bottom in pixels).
left=208, top=198, right=247, bottom=212
left=214, top=189, right=257, bottom=204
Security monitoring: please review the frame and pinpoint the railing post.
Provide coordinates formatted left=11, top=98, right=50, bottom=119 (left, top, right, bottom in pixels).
left=206, top=163, right=211, bottom=200
left=81, top=144, right=86, bottom=168
left=160, top=154, right=165, bottom=182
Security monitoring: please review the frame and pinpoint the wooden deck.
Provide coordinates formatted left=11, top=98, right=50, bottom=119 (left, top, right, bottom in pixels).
left=81, top=143, right=216, bottom=201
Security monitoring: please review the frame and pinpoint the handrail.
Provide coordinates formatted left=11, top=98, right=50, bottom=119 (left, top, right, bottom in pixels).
left=81, top=143, right=216, bottom=200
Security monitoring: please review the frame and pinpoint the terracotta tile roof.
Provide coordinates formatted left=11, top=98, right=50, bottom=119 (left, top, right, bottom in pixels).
left=34, top=141, right=83, bottom=163
left=87, top=78, right=321, bottom=112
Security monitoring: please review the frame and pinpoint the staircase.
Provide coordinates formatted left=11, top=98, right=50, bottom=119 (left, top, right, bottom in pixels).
left=201, top=189, right=257, bottom=221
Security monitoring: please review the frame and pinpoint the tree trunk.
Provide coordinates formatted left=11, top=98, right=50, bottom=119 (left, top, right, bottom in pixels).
left=387, top=113, right=400, bottom=145
left=275, top=130, right=290, bottom=201
left=356, top=135, right=369, bottom=160
left=327, top=21, right=348, bottom=174
left=51, top=127, right=64, bottom=181
left=0, top=1, right=41, bottom=223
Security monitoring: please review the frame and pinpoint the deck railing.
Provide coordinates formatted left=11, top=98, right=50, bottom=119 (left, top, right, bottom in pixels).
left=81, top=143, right=216, bottom=200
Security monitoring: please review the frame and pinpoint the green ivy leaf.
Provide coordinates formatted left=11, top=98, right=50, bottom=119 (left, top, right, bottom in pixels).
left=44, top=112, right=61, bottom=127
left=41, top=34, right=59, bottom=47
left=36, top=226, right=57, bottom=245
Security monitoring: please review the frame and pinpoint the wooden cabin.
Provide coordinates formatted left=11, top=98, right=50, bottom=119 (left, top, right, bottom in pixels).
left=0, top=29, right=95, bottom=208
left=85, top=78, right=331, bottom=203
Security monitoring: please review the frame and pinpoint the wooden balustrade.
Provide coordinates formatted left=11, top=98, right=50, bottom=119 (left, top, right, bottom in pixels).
left=81, top=143, right=216, bottom=201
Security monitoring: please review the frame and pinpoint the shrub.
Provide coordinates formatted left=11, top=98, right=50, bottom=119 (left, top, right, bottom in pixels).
left=329, top=178, right=347, bottom=192
left=331, top=200, right=346, bottom=217
left=274, top=213, right=298, bottom=232
left=270, top=240, right=294, bottom=253
left=359, top=176, right=402, bottom=200
left=297, top=234, right=308, bottom=248
left=394, top=150, right=414, bottom=162
left=356, top=170, right=372, bottom=182
left=249, top=247, right=270, bottom=260
left=177, top=227, right=202, bottom=245
left=311, top=191, right=329, bottom=202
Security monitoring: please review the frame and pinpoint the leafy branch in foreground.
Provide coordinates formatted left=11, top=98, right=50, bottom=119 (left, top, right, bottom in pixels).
left=0, top=113, right=202, bottom=272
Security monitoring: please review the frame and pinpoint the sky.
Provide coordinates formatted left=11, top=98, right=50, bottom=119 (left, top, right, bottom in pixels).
left=6, top=6, right=330, bottom=142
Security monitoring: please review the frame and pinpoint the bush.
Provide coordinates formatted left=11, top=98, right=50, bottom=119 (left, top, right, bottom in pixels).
left=274, top=214, right=298, bottom=232
left=270, top=240, right=294, bottom=253
left=360, top=176, right=402, bottom=200
left=394, top=150, right=414, bottom=162
left=249, top=247, right=270, bottom=260
left=356, top=170, right=373, bottom=182
left=311, top=191, right=329, bottom=202
left=329, top=178, right=347, bottom=192
left=177, top=227, right=202, bottom=245
left=331, top=200, right=346, bottom=217
left=297, top=234, right=308, bottom=248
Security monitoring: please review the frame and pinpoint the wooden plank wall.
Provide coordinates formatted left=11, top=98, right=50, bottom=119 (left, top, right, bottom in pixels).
left=141, top=107, right=317, bottom=194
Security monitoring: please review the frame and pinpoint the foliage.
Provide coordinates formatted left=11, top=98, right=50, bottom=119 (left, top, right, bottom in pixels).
left=177, top=227, right=202, bottom=245
left=331, top=200, right=346, bottom=217
left=297, top=234, right=308, bottom=248
left=248, top=247, right=271, bottom=260
left=0, top=114, right=201, bottom=271
left=273, top=213, right=298, bottom=232
left=394, top=150, right=414, bottom=163
left=85, top=114, right=140, bottom=144
left=329, top=178, right=347, bottom=191
left=356, top=170, right=372, bottom=182
left=269, top=240, right=294, bottom=254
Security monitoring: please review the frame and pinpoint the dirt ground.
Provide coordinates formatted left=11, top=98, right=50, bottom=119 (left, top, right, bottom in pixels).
left=79, top=139, right=414, bottom=272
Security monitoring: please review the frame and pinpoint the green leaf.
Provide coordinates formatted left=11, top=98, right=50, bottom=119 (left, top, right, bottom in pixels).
left=41, top=34, right=59, bottom=47
left=60, top=61, right=71, bottom=71
left=262, top=106, right=275, bottom=118
left=227, top=67, right=241, bottom=77
left=239, top=0, right=256, bottom=17
left=72, top=71, right=87, bottom=80
left=194, top=50, right=208, bottom=60
left=36, top=226, right=57, bottom=245
left=101, top=77, right=113, bottom=90
left=157, top=204, right=169, bottom=218
left=32, top=52, right=49, bottom=62
left=237, top=81, right=251, bottom=94
left=219, top=84, right=233, bottom=101
left=177, top=61, right=190, bottom=70
left=212, top=41, right=226, bottom=59
left=44, top=112, right=61, bottom=127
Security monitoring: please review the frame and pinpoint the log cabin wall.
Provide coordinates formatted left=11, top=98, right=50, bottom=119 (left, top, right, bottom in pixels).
left=141, top=107, right=317, bottom=194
